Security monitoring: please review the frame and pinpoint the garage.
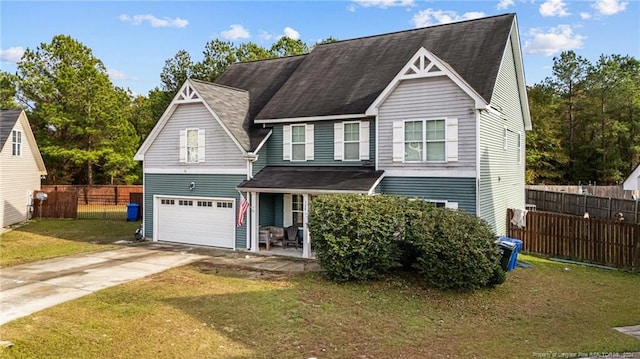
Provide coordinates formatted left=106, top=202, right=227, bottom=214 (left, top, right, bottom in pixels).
left=155, top=196, right=235, bottom=248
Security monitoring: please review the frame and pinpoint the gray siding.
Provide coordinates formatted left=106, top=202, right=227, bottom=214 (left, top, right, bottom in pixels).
left=143, top=173, right=247, bottom=248
left=479, top=36, right=527, bottom=235
left=266, top=120, right=375, bottom=166
left=0, top=119, right=41, bottom=227
left=377, top=76, right=477, bottom=174
left=380, top=177, right=476, bottom=214
left=145, top=103, right=246, bottom=170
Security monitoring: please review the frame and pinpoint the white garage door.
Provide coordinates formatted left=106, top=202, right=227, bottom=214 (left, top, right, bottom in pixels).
left=156, top=197, right=235, bottom=248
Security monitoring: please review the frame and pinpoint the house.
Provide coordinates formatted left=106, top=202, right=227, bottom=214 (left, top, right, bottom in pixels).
left=134, top=13, right=531, bottom=258
left=0, top=109, right=47, bottom=227
left=623, top=163, right=640, bottom=198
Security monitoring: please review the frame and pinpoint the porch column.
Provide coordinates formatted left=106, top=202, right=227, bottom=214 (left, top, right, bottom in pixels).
left=250, top=192, right=259, bottom=253
left=302, top=193, right=310, bottom=258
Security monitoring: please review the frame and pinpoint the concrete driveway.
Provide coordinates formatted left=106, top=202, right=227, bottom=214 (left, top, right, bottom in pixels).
left=0, top=246, right=207, bottom=325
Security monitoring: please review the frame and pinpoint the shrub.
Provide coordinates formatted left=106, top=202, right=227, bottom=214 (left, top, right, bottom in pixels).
left=412, top=209, right=505, bottom=290
left=308, top=194, right=405, bottom=282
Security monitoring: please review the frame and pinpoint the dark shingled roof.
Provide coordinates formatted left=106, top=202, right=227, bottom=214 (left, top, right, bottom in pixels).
left=0, top=109, right=22, bottom=150
left=237, top=166, right=384, bottom=194
left=216, top=13, right=515, bottom=121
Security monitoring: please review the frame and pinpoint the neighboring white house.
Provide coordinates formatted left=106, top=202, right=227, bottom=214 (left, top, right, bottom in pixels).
left=623, top=163, right=640, bottom=198
left=0, top=109, right=47, bottom=227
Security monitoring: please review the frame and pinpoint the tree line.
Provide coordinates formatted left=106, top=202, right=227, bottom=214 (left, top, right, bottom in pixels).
left=1, top=34, right=638, bottom=186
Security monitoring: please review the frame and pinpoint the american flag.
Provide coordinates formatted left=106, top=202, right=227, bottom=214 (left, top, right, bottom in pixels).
left=236, top=192, right=250, bottom=227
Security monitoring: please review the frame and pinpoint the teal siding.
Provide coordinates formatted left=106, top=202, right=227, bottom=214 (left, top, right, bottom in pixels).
left=266, top=120, right=375, bottom=166
left=380, top=177, right=476, bottom=214
left=253, top=146, right=267, bottom=176
left=143, top=173, right=247, bottom=248
left=259, top=193, right=276, bottom=225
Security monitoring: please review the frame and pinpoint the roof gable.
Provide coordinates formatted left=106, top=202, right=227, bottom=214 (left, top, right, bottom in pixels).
left=623, top=163, right=640, bottom=190
left=0, top=109, right=47, bottom=174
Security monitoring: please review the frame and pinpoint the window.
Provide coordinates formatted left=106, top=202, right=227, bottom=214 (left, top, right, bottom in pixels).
left=334, top=121, right=370, bottom=161
left=343, top=122, right=360, bottom=160
left=179, top=128, right=205, bottom=163
left=216, top=202, right=233, bottom=208
left=517, top=132, right=522, bottom=164
left=404, top=119, right=445, bottom=162
left=197, top=201, right=213, bottom=207
left=161, top=199, right=175, bottom=205
left=292, top=194, right=304, bottom=228
left=178, top=200, right=193, bottom=206
left=11, top=130, right=22, bottom=156
left=291, top=125, right=306, bottom=161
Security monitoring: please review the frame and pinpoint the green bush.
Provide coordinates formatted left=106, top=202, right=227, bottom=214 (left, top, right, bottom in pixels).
left=308, top=194, right=405, bottom=282
left=412, top=209, right=505, bottom=290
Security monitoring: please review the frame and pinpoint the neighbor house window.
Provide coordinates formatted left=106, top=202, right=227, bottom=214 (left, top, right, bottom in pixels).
left=291, top=125, right=306, bottom=161
left=11, top=130, right=22, bottom=156
left=292, top=194, right=304, bottom=228
left=404, top=119, right=445, bottom=162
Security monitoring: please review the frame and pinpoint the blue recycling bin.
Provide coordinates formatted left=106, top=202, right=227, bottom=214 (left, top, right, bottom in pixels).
left=126, top=203, right=140, bottom=221
left=497, top=236, right=522, bottom=271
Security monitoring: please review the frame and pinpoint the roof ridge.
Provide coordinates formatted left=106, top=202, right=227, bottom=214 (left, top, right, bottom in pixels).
left=189, top=78, right=249, bottom=94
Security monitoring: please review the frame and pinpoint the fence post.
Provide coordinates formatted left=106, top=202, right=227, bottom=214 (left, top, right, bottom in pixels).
left=561, top=193, right=565, bottom=213
left=114, top=186, right=118, bottom=205
left=543, top=190, right=547, bottom=211
left=635, top=200, right=638, bottom=224
left=608, top=197, right=612, bottom=220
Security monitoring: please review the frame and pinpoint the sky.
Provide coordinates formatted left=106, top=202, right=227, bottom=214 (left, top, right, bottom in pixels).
left=1, top=0, right=638, bottom=96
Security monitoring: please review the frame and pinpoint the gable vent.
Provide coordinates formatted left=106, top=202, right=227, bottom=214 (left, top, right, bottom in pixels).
left=176, top=84, right=201, bottom=103
left=402, top=54, right=444, bottom=79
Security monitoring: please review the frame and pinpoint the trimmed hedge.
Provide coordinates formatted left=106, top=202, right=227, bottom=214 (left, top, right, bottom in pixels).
left=308, top=194, right=506, bottom=290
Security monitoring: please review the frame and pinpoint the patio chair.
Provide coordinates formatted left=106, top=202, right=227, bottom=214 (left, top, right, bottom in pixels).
left=283, top=226, right=300, bottom=249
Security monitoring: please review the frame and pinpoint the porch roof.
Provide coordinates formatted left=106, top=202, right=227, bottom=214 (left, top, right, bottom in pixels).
left=237, top=166, right=384, bottom=194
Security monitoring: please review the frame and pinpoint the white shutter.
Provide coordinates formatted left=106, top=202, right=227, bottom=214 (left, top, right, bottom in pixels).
left=334, top=122, right=343, bottom=160
left=283, top=194, right=292, bottom=227
left=392, top=121, right=404, bottom=162
left=179, top=129, right=186, bottom=163
left=198, top=129, right=206, bottom=162
left=283, top=125, right=291, bottom=161
left=360, top=121, right=370, bottom=161
left=445, top=201, right=458, bottom=210
left=305, top=124, right=314, bottom=161
left=446, top=118, right=458, bottom=162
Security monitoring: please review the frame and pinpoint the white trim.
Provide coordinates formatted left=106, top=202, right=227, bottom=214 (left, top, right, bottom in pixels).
left=283, top=194, right=292, bottom=227
left=243, top=188, right=376, bottom=195
left=342, top=121, right=360, bottom=161
left=283, top=124, right=292, bottom=161
left=302, top=193, right=310, bottom=258
left=250, top=192, right=258, bottom=252
left=305, top=124, right=314, bottom=161
left=383, top=169, right=477, bottom=178
left=375, top=116, right=379, bottom=170
left=251, top=130, right=273, bottom=154
left=365, top=47, right=488, bottom=116
left=11, top=129, right=22, bottom=156
left=509, top=16, right=532, bottom=131
left=475, top=110, right=481, bottom=217
left=360, top=120, right=370, bottom=161
left=255, top=113, right=365, bottom=124
left=334, top=122, right=344, bottom=160
left=144, top=167, right=247, bottom=175
left=398, top=118, right=450, bottom=163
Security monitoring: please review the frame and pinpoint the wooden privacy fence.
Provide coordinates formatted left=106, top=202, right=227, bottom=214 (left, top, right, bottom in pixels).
left=41, top=185, right=142, bottom=205
left=526, top=189, right=639, bottom=223
left=32, top=191, right=78, bottom=219
left=507, top=209, right=640, bottom=271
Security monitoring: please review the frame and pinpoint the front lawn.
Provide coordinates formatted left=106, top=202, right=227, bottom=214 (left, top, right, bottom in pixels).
left=0, top=219, right=140, bottom=267
left=1, top=254, right=639, bottom=358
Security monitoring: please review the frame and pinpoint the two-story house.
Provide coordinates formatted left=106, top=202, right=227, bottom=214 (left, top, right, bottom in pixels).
left=134, top=13, right=531, bottom=258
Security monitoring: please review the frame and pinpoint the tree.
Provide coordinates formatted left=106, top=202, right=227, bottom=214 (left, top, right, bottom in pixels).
left=17, top=35, right=139, bottom=184
left=269, top=37, right=309, bottom=57
left=0, top=71, right=21, bottom=109
left=192, top=40, right=238, bottom=83
left=159, top=50, right=193, bottom=95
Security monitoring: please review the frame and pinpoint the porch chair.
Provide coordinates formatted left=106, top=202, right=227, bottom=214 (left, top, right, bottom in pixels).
left=283, top=226, right=300, bottom=249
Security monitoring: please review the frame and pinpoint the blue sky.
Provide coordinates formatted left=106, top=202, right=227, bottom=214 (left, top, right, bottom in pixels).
left=1, top=0, right=638, bottom=96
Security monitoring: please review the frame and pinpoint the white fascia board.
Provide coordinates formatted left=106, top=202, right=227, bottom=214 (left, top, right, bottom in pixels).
left=236, top=187, right=372, bottom=195
left=510, top=17, right=532, bottom=131
left=255, top=113, right=366, bottom=124
left=366, top=47, right=488, bottom=116
left=144, top=167, right=247, bottom=175
left=18, top=111, right=47, bottom=174
left=250, top=129, right=273, bottom=155
left=383, top=168, right=477, bottom=178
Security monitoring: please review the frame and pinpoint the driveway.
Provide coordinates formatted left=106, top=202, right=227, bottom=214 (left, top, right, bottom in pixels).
left=0, top=246, right=207, bottom=325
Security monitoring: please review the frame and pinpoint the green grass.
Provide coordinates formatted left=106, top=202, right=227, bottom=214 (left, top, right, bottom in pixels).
left=1, top=251, right=639, bottom=358
left=0, top=219, right=140, bottom=267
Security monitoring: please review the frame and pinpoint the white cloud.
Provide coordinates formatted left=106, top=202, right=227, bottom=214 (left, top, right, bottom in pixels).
left=580, top=12, right=592, bottom=19
left=0, top=46, right=25, bottom=63
left=592, top=0, right=628, bottom=15
left=353, top=0, right=414, bottom=9
left=259, top=30, right=275, bottom=41
left=539, top=0, right=570, bottom=17
left=497, top=0, right=514, bottom=10
left=107, top=68, right=137, bottom=81
left=119, top=14, right=188, bottom=28
left=524, top=25, right=586, bottom=56
left=283, top=27, right=300, bottom=40
left=412, top=9, right=485, bottom=28
left=347, top=4, right=357, bottom=12
left=221, top=24, right=250, bottom=40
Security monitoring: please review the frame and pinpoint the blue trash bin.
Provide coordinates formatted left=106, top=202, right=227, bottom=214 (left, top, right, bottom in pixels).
left=498, top=236, right=522, bottom=271
left=126, top=203, right=140, bottom=221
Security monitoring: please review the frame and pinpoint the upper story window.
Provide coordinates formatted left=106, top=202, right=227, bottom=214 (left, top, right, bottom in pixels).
left=334, top=121, right=370, bottom=161
left=283, top=124, right=314, bottom=161
left=404, top=119, right=445, bottom=162
left=11, top=130, right=22, bottom=156
left=179, top=128, right=205, bottom=163
left=392, top=118, right=457, bottom=163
